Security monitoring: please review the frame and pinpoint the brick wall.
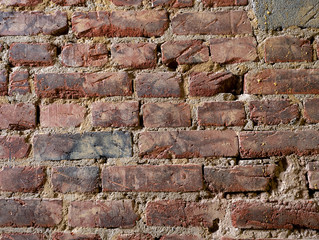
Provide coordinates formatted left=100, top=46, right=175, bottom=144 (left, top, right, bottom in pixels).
left=0, top=0, right=318, bottom=239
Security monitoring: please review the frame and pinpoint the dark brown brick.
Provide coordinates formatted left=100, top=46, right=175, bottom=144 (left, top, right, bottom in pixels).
left=198, top=101, right=245, bottom=126
left=69, top=200, right=138, bottom=228
left=0, top=199, right=62, bottom=227
left=52, top=0, right=85, bottom=5
left=9, top=71, right=30, bottom=96
left=61, top=43, right=108, bottom=67
left=202, top=0, right=247, bottom=7
left=152, top=0, right=193, bottom=7
left=92, top=101, right=139, bottom=127
left=189, top=72, right=238, bottom=97
left=1, top=233, right=44, bottom=240
left=244, top=69, right=319, bottom=94
left=116, top=234, right=153, bottom=240
left=0, top=11, right=68, bottom=36
left=204, top=164, right=276, bottom=193
left=160, top=236, right=203, bottom=240
left=304, top=98, right=319, bottom=123
left=102, top=165, right=202, bottom=192
left=0, top=70, right=7, bottom=96
left=307, top=162, right=319, bottom=190
left=172, top=11, right=251, bottom=35
left=264, top=36, right=312, bottom=63
left=0, top=0, right=42, bottom=6
left=139, top=130, right=238, bottom=159
left=249, top=100, right=299, bottom=125
left=111, top=43, right=157, bottom=69
left=0, top=136, right=30, bottom=159
left=51, top=167, right=99, bottom=193
left=136, top=72, right=182, bottom=98
left=239, top=130, right=319, bottom=158
left=210, top=37, right=257, bottom=64
left=143, top=103, right=191, bottom=127
left=111, top=0, right=142, bottom=6
left=0, top=167, right=45, bottom=192
left=231, top=200, right=319, bottom=229
left=52, top=233, right=101, bottom=240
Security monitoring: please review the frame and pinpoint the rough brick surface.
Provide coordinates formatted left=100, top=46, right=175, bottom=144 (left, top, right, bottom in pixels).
left=1, top=233, right=44, bottom=240
left=9, top=71, right=30, bottom=95
left=231, top=200, right=319, bottom=229
left=117, top=234, right=153, bottom=240
left=152, top=0, right=193, bottom=7
left=51, top=167, right=99, bottom=193
left=0, top=199, right=62, bottom=227
left=52, top=0, right=85, bottom=5
left=142, top=103, right=191, bottom=127
left=0, top=0, right=42, bottom=6
left=198, top=101, right=245, bottom=126
left=161, top=236, right=203, bottom=240
left=92, top=101, right=139, bottom=127
left=204, top=164, right=276, bottom=193
left=111, top=0, right=142, bottom=6
left=307, top=162, right=319, bottom=190
left=0, top=136, right=30, bottom=159
left=139, top=130, right=238, bottom=158
left=102, top=165, right=202, bottom=192
left=0, top=70, right=7, bottom=96
left=202, top=0, right=247, bottom=6
left=69, top=200, right=138, bottom=228
left=52, top=233, right=101, bottom=240
left=304, top=98, right=319, bottom=123
left=249, top=100, right=299, bottom=125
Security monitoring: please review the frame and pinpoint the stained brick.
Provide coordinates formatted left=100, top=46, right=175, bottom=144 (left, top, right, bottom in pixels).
left=152, top=0, right=193, bottom=7
left=202, top=0, right=248, bottom=7
left=0, top=136, right=30, bottom=159
left=111, top=0, right=142, bottom=6
left=102, top=165, right=202, bottom=192
left=1, top=233, right=44, bottom=240
left=0, top=70, right=7, bottom=96
left=307, top=162, right=319, bottom=190
left=0, top=0, right=42, bottom=6
left=160, top=236, right=203, bottom=240
left=116, top=234, right=154, bottom=240
left=52, top=233, right=101, bottom=240
left=52, top=0, right=86, bottom=5
left=9, top=71, right=30, bottom=96
left=304, top=98, right=319, bottom=123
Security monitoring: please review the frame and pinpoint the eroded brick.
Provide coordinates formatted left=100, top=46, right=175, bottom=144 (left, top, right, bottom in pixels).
left=0, top=136, right=30, bottom=159
left=152, top=0, right=193, bottom=7
left=0, top=70, right=7, bottom=96
left=117, top=234, right=153, bottom=240
left=9, top=71, right=30, bottom=96
left=0, top=0, right=42, bottom=6
left=160, top=236, right=203, bottom=240
left=304, top=98, right=319, bottom=123
left=52, top=233, right=101, bottom=240
left=52, top=0, right=86, bottom=5
left=307, top=162, right=319, bottom=190
left=1, top=233, right=44, bottom=240
left=202, top=0, right=248, bottom=7
left=111, top=0, right=142, bottom=6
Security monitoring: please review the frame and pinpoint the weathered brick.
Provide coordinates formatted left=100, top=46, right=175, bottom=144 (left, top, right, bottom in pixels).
left=51, top=167, right=99, bottom=193
left=0, top=136, right=30, bottom=159
left=222, top=238, right=294, bottom=240
left=9, top=43, right=56, bottom=67
left=210, top=37, right=257, bottom=64
left=40, top=103, right=86, bottom=128
left=161, top=40, right=209, bottom=67
left=139, top=130, right=238, bottom=159
left=52, top=233, right=101, bottom=240
left=9, top=71, right=30, bottom=96
left=198, top=101, right=245, bottom=126
left=111, top=0, right=142, bottom=6
left=304, top=98, right=319, bottom=123
left=0, top=199, right=62, bottom=227
left=239, top=130, right=319, bottom=158
left=61, top=43, right=108, bottom=67
left=143, top=103, right=191, bottom=127
left=0, top=0, right=42, bottom=6
left=146, top=200, right=223, bottom=227
left=34, top=131, right=132, bottom=161
left=92, top=101, right=139, bottom=127
left=189, top=72, right=238, bottom=97
left=0, top=11, right=68, bottom=36
left=152, top=0, right=193, bottom=7
left=69, top=200, right=138, bottom=228
left=202, top=0, right=247, bottom=7
left=1, top=233, right=44, bottom=240
left=72, top=11, right=168, bottom=37
left=231, top=200, right=319, bottom=229
left=111, top=43, right=157, bottom=69
left=0, top=167, right=45, bottom=192
left=264, top=36, right=312, bottom=63
left=102, top=165, right=202, bottom=192
left=204, top=164, right=276, bottom=193
left=35, top=72, right=132, bottom=99
left=307, top=162, right=319, bottom=190
left=117, top=234, right=153, bottom=240
left=0, top=70, right=7, bottom=96
left=136, top=72, right=182, bottom=98
left=0, top=103, right=36, bottom=130
left=244, top=69, right=319, bottom=94
left=172, top=11, right=251, bottom=35
left=52, top=0, right=85, bottom=5
left=249, top=100, right=299, bottom=125
left=160, top=236, right=203, bottom=240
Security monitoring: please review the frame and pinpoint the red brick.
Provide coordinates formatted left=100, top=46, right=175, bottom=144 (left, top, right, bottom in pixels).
left=9, top=43, right=56, bottom=67
left=189, top=72, right=238, bottom=97
left=117, top=234, right=153, bottom=240
left=92, top=101, right=139, bottom=127
left=146, top=200, right=222, bottom=227
left=72, top=11, right=168, bottom=37
left=102, top=165, right=202, bottom=192
left=264, top=36, right=312, bottom=63
left=249, top=100, right=299, bottom=125
left=136, top=72, right=182, bottom=98
left=0, top=0, right=42, bottom=6
left=160, top=236, right=203, bottom=240
left=152, top=0, right=193, bottom=7
left=0, top=103, right=35, bottom=130
left=202, top=0, right=247, bottom=7
left=304, top=98, right=319, bottom=123
left=161, top=40, right=209, bottom=67
left=1, top=233, right=44, bottom=240
left=69, top=200, right=138, bottom=228
left=35, top=72, right=132, bottom=99
left=40, top=103, right=86, bottom=127
left=239, top=130, right=319, bottom=158
left=139, top=130, right=238, bottom=159
left=0, top=11, right=68, bottom=36
left=198, top=101, right=245, bottom=126
left=51, top=167, right=99, bottom=193
left=111, top=0, right=142, bottom=6
left=307, top=162, right=319, bottom=190
left=172, top=11, right=251, bottom=35
left=52, top=0, right=85, bottom=5
left=204, top=164, right=276, bottom=193
left=0, top=136, right=30, bottom=159
left=0, top=199, right=62, bottom=227
left=210, top=37, right=257, bottom=64
left=231, top=200, right=319, bottom=229
left=52, top=233, right=101, bottom=240
left=111, top=43, right=157, bottom=69
left=0, top=70, right=7, bottom=96
left=9, top=71, right=30, bottom=96
left=0, top=167, right=45, bottom=192
left=143, top=103, right=191, bottom=127
left=244, top=69, right=319, bottom=94
left=61, top=43, right=108, bottom=67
